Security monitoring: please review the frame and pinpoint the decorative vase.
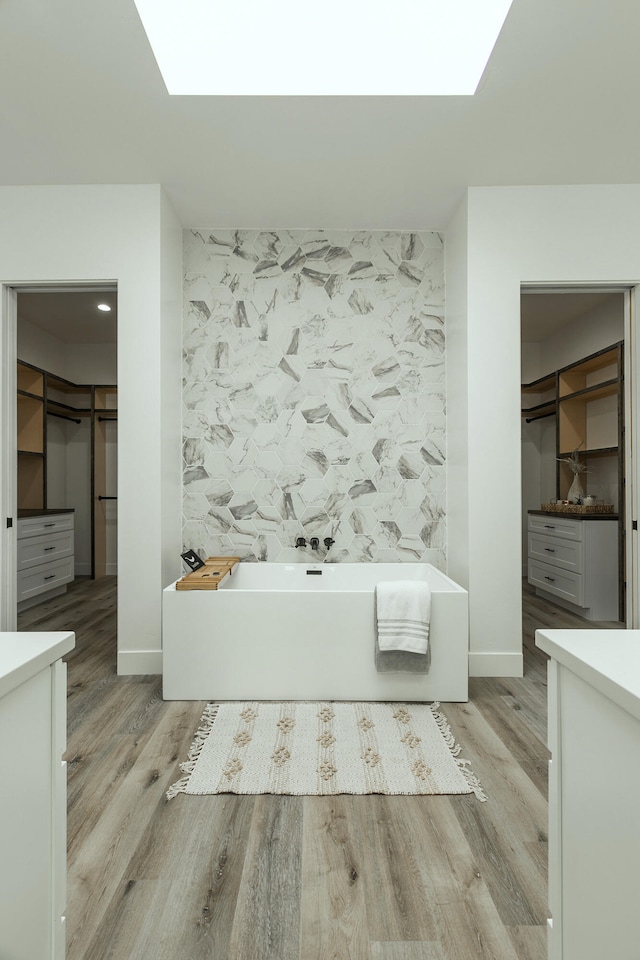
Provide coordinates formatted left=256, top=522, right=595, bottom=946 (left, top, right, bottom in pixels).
left=568, top=474, right=584, bottom=503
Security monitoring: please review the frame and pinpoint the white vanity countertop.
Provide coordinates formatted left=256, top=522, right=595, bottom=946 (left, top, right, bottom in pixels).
left=536, top=628, right=640, bottom=722
left=0, top=631, right=75, bottom=699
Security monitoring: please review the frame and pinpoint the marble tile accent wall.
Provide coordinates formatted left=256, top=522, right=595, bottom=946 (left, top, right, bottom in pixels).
left=183, top=229, right=446, bottom=565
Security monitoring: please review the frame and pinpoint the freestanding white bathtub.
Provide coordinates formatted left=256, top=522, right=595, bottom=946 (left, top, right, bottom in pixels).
left=162, top=563, right=469, bottom=702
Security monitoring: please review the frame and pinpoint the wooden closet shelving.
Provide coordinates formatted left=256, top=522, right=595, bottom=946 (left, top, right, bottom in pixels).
left=17, top=359, right=117, bottom=578
left=522, top=340, right=625, bottom=619
left=521, top=372, right=557, bottom=422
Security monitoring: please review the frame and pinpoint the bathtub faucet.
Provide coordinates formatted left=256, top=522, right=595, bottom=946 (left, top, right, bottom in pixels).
left=309, top=537, right=320, bottom=550
left=295, top=537, right=306, bottom=548
left=324, top=537, right=335, bottom=550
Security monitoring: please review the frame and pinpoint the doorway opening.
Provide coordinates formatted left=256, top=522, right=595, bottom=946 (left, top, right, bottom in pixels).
left=520, top=286, right=629, bottom=631
left=15, top=287, right=118, bottom=653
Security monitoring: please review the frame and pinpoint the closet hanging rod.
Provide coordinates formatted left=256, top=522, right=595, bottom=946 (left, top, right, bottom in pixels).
left=47, top=411, right=82, bottom=424
left=98, top=415, right=118, bottom=422
left=98, top=496, right=118, bottom=501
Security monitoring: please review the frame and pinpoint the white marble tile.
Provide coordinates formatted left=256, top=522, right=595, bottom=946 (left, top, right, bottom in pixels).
left=182, top=229, right=447, bottom=563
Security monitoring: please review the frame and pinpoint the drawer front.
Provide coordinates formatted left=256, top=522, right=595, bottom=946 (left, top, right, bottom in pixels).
left=17, top=530, right=73, bottom=571
left=528, top=514, right=583, bottom=542
left=17, top=556, right=74, bottom=602
left=528, top=558, right=584, bottom=606
left=528, top=533, right=584, bottom=573
left=17, top=513, right=74, bottom=540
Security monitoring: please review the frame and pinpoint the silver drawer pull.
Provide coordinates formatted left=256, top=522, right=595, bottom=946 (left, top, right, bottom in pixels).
left=544, top=548, right=555, bottom=552
left=544, top=575, right=555, bottom=582
left=44, top=574, right=55, bottom=580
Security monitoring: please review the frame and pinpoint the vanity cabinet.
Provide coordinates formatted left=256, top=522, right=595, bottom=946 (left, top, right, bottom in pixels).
left=536, top=628, right=640, bottom=960
left=0, top=630, right=74, bottom=960
left=17, top=511, right=75, bottom=610
left=527, top=512, right=618, bottom=621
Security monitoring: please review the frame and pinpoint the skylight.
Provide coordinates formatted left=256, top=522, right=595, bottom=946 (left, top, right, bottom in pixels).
left=132, top=0, right=514, bottom=96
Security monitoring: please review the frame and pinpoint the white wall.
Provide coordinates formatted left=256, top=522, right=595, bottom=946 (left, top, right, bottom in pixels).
left=521, top=417, right=556, bottom=571
left=447, top=185, right=640, bottom=676
left=17, top=317, right=67, bottom=374
left=160, top=193, right=184, bottom=596
left=444, top=195, right=469, bottom=593
left=539, top=297, right=624, bottom=375
left=17, top=316, right=117, bottom=384
left=0, top=185, right=183, bottom=674
left=66, top=343, right=117, bottom=385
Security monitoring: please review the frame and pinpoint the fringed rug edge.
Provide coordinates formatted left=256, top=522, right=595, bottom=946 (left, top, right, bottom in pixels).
left=166, top=702, right=220, bottom=800
left=167, top=700, right=487, bottom=802
left=429, top=701, right=487, bottom=802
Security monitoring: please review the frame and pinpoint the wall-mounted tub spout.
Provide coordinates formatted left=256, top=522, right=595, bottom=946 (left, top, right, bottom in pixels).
left=324, top=537, right=335, bottom=549
left=295, top=537, right=307, bottom=548
left=309, top=537, right=320, bottom=550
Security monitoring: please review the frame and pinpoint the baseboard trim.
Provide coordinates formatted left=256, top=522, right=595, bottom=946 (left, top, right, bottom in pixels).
left=17, top=584, right=67, bottom=612
left=106, top=563, right=118, bottom=576
left=118, top=649, right=521, bottom=679
left=117, top=650, right=162, bottom=676
left=468, top=651, right=524, bottom=678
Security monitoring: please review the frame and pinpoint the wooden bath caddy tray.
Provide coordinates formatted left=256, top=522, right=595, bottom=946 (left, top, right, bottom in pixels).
left=176, top=557, right=240, bottom=590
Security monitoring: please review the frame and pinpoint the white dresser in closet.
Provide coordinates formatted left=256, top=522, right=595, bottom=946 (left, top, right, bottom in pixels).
left=0, top=630, right=74, bottom=960
left=17, top=510, right=75, bottom=609
left=527, top=512, right=618, bottom=621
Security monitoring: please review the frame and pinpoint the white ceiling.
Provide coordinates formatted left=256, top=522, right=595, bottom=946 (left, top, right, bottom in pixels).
left=1, top=0, right=639, bottom=230
left=17, top=289, right=117, bottom=344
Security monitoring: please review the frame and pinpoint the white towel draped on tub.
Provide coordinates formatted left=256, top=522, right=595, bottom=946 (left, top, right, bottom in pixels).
left=376, top=580, right=431, bottom=654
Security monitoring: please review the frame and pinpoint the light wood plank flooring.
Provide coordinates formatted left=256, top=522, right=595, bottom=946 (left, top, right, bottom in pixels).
left=17, top=577, right=614, bottom=959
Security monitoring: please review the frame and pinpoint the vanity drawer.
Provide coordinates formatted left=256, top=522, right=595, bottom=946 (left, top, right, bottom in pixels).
left=17, top=556, right=74, bottom=603
left=528, top=533, right=583, bottom=574
left=528, top=558, right=583, bottom=606
left=528, top=514, right=583, bottom=542
left=17, top=531, right=73, bottom=571
left=17, top=514, right=74, bottom=540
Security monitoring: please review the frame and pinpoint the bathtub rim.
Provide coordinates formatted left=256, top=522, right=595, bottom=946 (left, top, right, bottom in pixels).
left=166, top=561, right=467, bottom=595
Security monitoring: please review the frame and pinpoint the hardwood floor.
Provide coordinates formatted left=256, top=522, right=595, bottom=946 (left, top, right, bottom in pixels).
left=17, top=576, right=612, bottom=959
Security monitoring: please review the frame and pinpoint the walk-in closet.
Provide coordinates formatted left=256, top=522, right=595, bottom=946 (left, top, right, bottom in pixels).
left=520, top=288, right=627, bottom=626
left=16, top=288, right=117, bottom=611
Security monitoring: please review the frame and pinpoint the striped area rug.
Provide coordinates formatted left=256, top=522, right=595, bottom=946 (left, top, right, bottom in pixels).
left=167, top=701, right=486, bottom=801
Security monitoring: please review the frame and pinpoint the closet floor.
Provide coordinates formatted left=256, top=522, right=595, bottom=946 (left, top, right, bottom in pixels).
left=20, top=577, right=554, bottom=960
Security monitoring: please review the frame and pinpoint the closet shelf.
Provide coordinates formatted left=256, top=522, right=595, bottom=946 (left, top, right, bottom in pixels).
left=17, top=388, right=44, bottom=402
left=522, top=400, right=557, bottom=421
left=522, top=373, right=556, bottom=393
left=558, top=378, right=619, bottom=404
left=558, top=445, right=618, bottom=459
left=47, top=411, right=82, bottom=425
left=46, top=403, right=91, bottom=420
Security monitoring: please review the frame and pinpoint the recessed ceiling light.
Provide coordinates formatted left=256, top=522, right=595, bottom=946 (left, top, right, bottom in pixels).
left=97, top=303, right=112, bottom=312
left=132, top=0, right=514, bottom=96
